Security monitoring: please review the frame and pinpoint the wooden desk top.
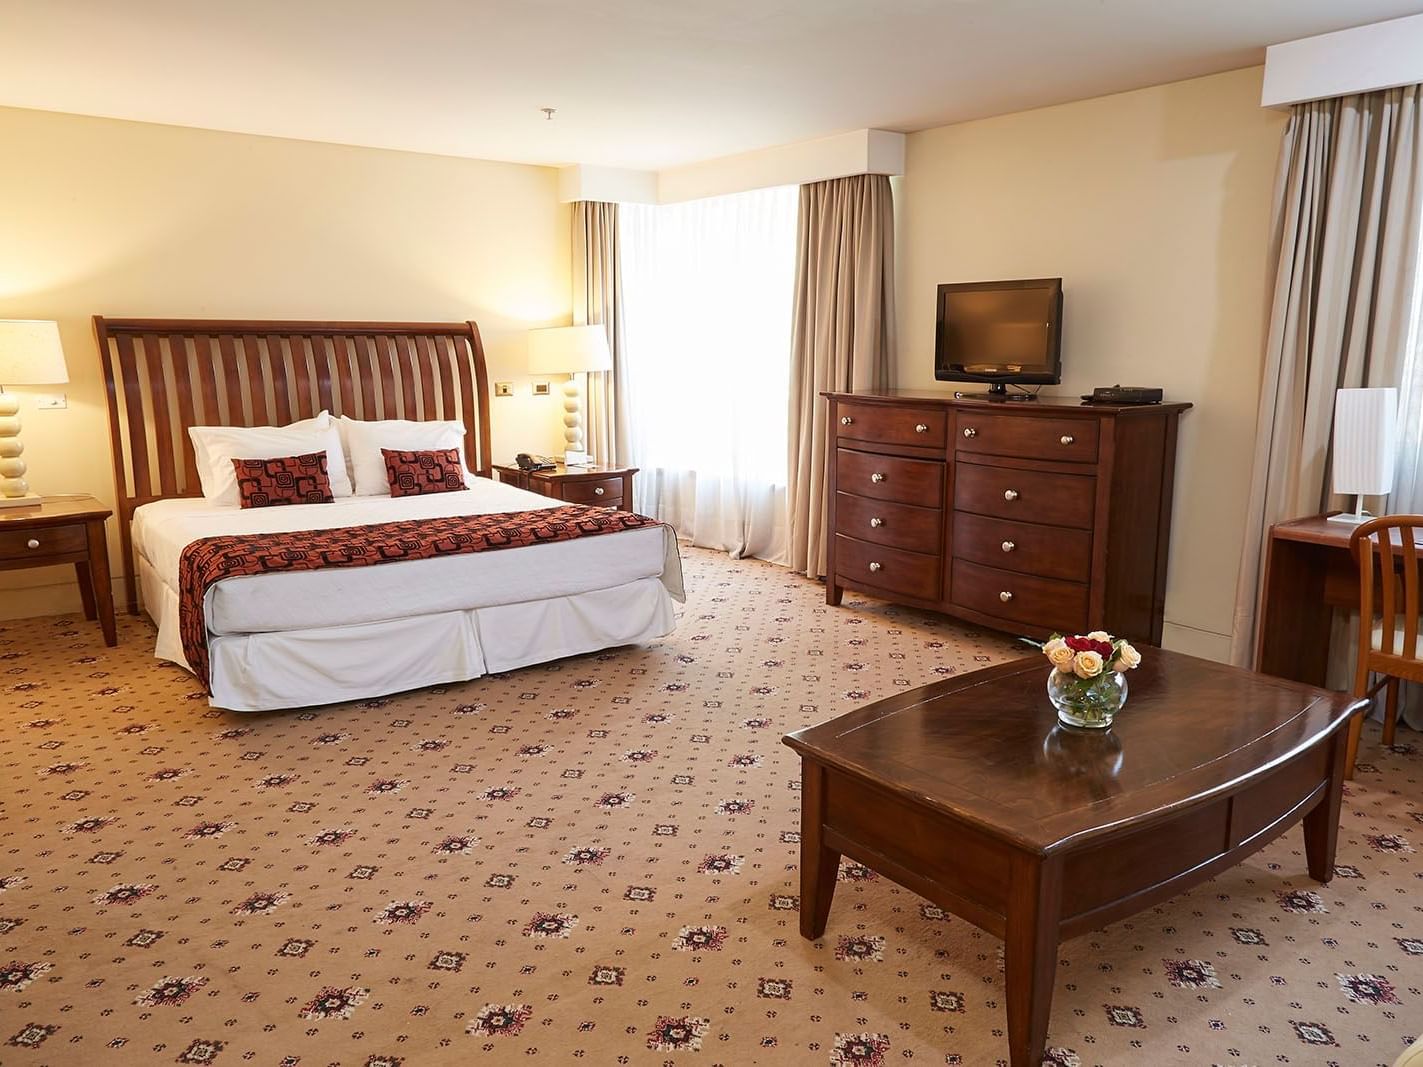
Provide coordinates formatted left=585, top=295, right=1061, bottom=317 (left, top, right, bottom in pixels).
left=784, top=650, right=1361, bottom=854
left=0, top=494, right=111, bottom=528
left=1272, top=513, right=1423, bottom=549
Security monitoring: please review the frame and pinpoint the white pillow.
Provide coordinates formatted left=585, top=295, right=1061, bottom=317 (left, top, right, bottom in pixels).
left=189, top=412, right=352, bottom=506
left=339, top=415, right=468, bottom=496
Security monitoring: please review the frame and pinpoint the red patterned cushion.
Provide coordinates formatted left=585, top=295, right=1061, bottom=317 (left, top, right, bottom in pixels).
left=230, top=452, right=334, bottom=508
left=382, top=448, right=469, bottom=497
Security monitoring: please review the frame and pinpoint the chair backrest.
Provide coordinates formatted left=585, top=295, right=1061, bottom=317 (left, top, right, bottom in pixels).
left=1350, top=515, right=1423, bottom=672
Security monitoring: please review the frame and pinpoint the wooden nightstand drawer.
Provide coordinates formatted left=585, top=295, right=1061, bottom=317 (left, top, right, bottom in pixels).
left=560, top=477, right=624, bottom=506
left=0, top=522, right=87, bottom=561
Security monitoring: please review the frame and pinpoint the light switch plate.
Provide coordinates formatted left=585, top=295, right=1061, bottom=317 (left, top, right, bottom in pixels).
left=35, top=393, right=67, bottom=410
left=494, top=381, right=514, bottom=397
left=532, top=382, right=551, bottom=396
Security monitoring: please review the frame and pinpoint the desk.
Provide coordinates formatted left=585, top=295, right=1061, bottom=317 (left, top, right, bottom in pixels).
left=1256, top=514, right=1423, bottom=686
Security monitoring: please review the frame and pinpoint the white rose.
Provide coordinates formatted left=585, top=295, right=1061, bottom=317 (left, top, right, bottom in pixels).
left=1073, top=650, right=1104, bottom=679
left=1044, top=638, right=1075, bottom=671
left=1087, top=630, right=1111, bottom=642
left=1112, top=642, right=1142, bottom=672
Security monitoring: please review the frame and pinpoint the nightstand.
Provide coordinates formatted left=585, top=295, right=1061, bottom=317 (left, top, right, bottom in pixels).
left=493, top=463, right=638, bottom=512
left=0, top=495, right=116, bottom=646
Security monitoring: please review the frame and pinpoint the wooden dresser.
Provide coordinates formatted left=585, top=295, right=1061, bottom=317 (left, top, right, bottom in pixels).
left=824, top=391, right=1191, bottom=643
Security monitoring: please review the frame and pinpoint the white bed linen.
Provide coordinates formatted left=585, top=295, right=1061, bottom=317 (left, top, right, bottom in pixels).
left=139, top=560, right=675, bottom=711
left=134, top=477, right=682, bottom=634
left=131, top=477, right=684, bottom=711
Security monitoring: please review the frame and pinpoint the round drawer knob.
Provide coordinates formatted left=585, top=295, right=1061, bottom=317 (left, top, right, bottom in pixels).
left=1060, top=434, right=1075, bottom=445
left=869, top=517, right=884, bottom=528
left=27, top=538, right=40, bottom=549
left=1001, top=540, right=1015, bottom=553
left=914, top=423, right=929, bottom=433
left=1003, top=489, right=1019, bottom=501
left=594, top=486, right=605, bottom=496
left=841, top=416, right=853, bottom=425
left=962, top=427, right=977, bottom=438
left=999, top=590, right=1014, bottom=602
left=868, top=561, right=882, bottom=573
left=870, top=472, right=885, bottom=483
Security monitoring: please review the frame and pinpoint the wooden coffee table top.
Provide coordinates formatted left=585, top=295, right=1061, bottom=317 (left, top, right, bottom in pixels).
left=784, top=649, right=1361, bottom=854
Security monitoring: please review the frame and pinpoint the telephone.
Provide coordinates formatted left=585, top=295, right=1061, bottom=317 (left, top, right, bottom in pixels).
left=515, top=452, right=557, bottom=472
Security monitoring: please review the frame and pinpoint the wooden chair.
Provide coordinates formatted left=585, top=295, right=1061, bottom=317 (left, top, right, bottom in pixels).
left=1345, top=515, right=1423, bottom=776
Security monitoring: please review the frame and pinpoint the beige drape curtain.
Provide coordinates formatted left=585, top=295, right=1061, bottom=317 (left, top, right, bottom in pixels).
left=1230, top=85, right=1423, bottom=666
left=572, top=201, right=629, bottom=466
left=786, top=174, right=896, bottom=578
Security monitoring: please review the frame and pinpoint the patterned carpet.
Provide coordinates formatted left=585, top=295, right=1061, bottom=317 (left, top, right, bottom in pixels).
left=0, top=546, right=1418, bottom=1067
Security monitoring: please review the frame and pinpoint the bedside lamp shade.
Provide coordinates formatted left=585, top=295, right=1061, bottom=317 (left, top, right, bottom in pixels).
left=527, top=325, right=612, bottom=375
left=1327, top=387, right=1398, bottom=524
left=0, top=320, right=68, bottom=386
left=0, top=320, right=69, bottom=506
left=527, top=325, right=612, bottom=466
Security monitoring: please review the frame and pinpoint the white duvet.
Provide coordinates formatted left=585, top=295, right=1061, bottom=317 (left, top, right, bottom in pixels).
left=133, top=477, right=684, bottom=636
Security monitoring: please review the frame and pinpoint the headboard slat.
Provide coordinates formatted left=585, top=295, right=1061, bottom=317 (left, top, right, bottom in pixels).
left=140, top=333, right=177, bottom=495
left=115, top=333, right=151, bottom=501
left=415, top=334, right=439, bottom=420
left=168, top=334, right=200, bottom=490
left=96, top=316, right=492, bottom=615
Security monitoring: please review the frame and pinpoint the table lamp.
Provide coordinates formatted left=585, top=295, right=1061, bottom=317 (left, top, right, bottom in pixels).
left=1326, top=386, right=1398, bottom=525
left=0, top=320, right=69, bottom=509
left=527, top=325, right=612, bottom=466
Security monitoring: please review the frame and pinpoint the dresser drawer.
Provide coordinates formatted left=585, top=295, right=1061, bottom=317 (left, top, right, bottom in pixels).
left=836, top=401, right=948, bottom=449
left=836, top=534, right=942, bottom=602
left=836, top=492, right=942, bottom=554
left=955, top=413, right=1099, bottom=463
left=950, top=559, right=1088, bottom=635
left=560, top=477, right=624, bottom=506
left=0, top=522, right=87, bottom=561
left=954, top=461, right=1095, bottom=529
left=952, top=512, right=1092, bottom=583
left=836, top=448, right=944, bottom=507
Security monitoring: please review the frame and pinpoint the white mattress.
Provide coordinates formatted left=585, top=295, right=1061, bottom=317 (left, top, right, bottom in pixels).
left=133, top=477, right=682, bottom=635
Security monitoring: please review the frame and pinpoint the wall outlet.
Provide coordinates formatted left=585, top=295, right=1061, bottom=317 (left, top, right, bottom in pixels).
left=532, top=382, right=551, bottom=396
left=494, top=381, right=514, bottom=397
left=35, top=393, right=67, bottom=410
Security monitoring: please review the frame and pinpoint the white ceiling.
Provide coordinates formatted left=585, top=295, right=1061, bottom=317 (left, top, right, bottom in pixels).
left=3, top=0, right=1422, bottom=171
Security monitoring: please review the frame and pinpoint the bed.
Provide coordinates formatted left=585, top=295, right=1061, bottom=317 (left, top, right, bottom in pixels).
left=97, top=317, right=683, bottom=711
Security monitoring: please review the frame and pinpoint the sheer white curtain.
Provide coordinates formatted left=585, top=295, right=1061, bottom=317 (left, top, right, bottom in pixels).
left=619, top=186, right=798, bottom=561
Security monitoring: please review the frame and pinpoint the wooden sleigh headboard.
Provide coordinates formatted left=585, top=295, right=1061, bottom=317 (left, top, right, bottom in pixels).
left=95, top=316, right=492, bottom=613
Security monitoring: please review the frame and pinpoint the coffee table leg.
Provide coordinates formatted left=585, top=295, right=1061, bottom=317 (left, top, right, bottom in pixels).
left=1304, top=728, right=1348, bottom=882
left=1005, top=852, right=1062, bottom=1067
left=799, top=761, right=840, bottom=939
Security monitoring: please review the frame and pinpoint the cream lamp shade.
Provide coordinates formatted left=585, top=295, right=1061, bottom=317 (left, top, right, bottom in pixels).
left=0, top=319, right=69, bottom=506
left=527, top=325, right=612, bottom=375
left=1327, top=386, right=1398, bottom=525
left=527, top=326, right=612, bottom=467
left=0, top=320, right=69, bottom=386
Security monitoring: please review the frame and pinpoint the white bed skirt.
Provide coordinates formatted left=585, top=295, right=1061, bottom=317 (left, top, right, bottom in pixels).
left=139, top=558, right=676, bottom=712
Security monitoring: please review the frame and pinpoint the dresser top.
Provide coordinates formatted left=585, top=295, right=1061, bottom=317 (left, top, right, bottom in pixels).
left=823, top=389, right=1192, bottom=415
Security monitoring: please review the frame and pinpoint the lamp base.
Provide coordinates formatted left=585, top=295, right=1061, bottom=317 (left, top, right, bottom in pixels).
left=1325, top=510, right=1374, bottom=525
left=0, top=492, right=42, bottom=509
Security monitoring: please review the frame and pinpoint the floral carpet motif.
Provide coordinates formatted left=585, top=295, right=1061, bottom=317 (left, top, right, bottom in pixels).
left=0, top=547, right=1418, bottom=1066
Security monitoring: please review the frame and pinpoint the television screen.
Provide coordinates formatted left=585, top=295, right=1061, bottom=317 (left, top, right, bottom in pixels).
left=934, top=279, right=1062, bottom=388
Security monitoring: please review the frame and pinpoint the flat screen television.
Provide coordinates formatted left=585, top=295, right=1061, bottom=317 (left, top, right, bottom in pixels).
left=934, top=278, right=1063, bottom=397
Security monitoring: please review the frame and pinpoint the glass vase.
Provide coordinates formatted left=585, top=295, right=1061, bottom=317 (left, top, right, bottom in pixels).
left=1047, top=667, right=1128, bottom=729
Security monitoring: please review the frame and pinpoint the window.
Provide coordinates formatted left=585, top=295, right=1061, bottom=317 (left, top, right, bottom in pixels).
left=619, top=185, right=798, bottom=560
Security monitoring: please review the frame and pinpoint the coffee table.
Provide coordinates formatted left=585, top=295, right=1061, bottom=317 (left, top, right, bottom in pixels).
left=783, top=650, right=1363, bottom=1067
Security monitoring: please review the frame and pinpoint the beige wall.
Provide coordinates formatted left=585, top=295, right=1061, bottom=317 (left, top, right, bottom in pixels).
left=898, top=67, right=1285, bottom=660
left=0, top=106, right=571, bottom=620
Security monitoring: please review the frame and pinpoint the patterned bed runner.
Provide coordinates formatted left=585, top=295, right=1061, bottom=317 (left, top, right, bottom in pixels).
left=178, top=504, right=667, bottom=691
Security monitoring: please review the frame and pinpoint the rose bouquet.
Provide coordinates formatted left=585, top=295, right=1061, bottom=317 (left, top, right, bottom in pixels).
left=1040, top=631, right=1141, bottom=728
